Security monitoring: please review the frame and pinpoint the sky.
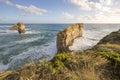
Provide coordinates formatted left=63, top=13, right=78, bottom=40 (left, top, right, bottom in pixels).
left=0, top=0, right=120, bottom=23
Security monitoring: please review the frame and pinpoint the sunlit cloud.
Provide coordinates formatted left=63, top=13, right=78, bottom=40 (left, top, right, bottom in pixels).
left=15, top=4, right=47, bottom=16
left=68, top=0, right=120, bottom=23
left=0, top=0, right=47, bottom=16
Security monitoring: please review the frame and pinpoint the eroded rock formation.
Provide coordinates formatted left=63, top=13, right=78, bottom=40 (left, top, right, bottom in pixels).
left=57, top=23, right=83, bottom=53
left=17, top=22, right=26, bottom=34
left=9, top=24, right=18, bottom=30
left=9, top=22, right=26, bottom=34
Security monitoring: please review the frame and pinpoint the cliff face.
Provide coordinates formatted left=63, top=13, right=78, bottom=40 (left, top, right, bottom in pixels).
left=57, top=23, right=83, bottom=53
left=98, top=29, right=120, bottom=45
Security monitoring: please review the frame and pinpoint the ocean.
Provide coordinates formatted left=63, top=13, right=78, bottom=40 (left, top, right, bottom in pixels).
left=0, top=24, right=120, bottom=72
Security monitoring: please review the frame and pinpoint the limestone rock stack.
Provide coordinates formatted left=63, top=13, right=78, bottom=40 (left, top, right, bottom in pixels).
left=9, top=24, right=18, bottom=30
left=9, top=22, right=26, bottom=34
left=57, top=23, right=84, bottom=53
left=17, top=22, right=26, bottom=34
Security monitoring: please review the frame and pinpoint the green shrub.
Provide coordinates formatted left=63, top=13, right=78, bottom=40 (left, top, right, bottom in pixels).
left=52, top=60, right=63, bottom=69
left=49, top=53, right=71, bottom=73
left=54, top=53, right=71, bottom=63
left=95, top=51, right=120, bottom=62
left=49, top=60, right=63, bottom=73
left=96, top=44, right=120, bottom=53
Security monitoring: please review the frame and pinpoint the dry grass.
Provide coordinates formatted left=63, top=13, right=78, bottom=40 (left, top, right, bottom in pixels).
left=1, top=43, right=120, bottom=80
left=1, top=52, right=117, bottom=80
left=0, top=43, right=120, bottom=80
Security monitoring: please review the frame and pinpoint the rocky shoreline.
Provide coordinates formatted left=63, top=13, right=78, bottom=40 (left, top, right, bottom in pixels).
left=0, top=24, right=120, bottom=80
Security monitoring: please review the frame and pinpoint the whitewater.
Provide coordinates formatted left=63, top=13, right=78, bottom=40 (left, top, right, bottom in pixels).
left=0, top=24, right=120, bottom=72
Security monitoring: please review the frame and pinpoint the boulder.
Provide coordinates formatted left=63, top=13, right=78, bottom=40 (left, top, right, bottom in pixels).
left=17, top=22, right=26, bottom=34
left=57, top=23, right=83, bottom=53
left=9, top=24, right=18, bottom=30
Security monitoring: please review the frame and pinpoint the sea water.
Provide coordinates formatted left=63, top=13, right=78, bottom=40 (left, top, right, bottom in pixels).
left=0, top=24, right=120, bottom=72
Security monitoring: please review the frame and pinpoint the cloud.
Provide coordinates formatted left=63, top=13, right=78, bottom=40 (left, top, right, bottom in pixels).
left=69, top=0, right=114, bottom=11
left=0, top=0, right=13, bottom=6
left=68, top=0, right=120, bottom=23
left=0, top=0, right=47, bottom=15
left=15, top=4, right=47, bottom=15
left=62, top=12, right=75, bottom=19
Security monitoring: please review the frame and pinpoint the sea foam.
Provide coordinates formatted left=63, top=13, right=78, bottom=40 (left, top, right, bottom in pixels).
left=0, top=63, right=9, bottom=72
left=8, top=41, right=57, bottom=70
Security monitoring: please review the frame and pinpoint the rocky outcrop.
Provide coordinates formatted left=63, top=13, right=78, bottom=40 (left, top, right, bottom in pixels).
left=9, top=22, right=26, bottom=34
left=98, top=29, right=120, bottom=45
left=17, top=22, right=26, bottom=34
left=9, top=24, right=18, bottom=30
left=57, top=23, right=83, bottom=53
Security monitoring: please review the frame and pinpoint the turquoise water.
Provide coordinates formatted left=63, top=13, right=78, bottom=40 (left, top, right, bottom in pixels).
left=0, top=24, right=120, bottom=72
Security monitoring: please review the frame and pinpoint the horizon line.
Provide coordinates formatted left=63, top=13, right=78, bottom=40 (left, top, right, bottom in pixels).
left=0, top=22, right=120, bottom=24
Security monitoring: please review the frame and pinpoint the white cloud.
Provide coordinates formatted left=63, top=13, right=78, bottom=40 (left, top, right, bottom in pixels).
left=0, top=0, right=47, bottom=15
left=62, top=12, right=75, bottom=19
left=69, top=0, right=114, bottom=11
left=15, top=4, right=47, bottom=15
left=68, top=0, right=120, bottom=23
left=0, top=0, right=13, bottom=6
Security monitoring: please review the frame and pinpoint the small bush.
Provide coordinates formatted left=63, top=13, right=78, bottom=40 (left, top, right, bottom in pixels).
left=49, top=53, right=71, bottom=73
left=54, top=53, right=71, bottom=63
left=95, top=51, right=120, bottom=62
left=49, top=60, right=63, bottom=73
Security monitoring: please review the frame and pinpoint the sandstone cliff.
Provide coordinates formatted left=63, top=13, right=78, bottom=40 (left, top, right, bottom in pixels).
left=57, top=23, right=83, bottom=53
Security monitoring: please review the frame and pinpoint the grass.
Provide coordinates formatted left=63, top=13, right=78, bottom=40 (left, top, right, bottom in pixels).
left=1, top=52, right=114, bottom=80
left=94, top=43, right=120, bottom=63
